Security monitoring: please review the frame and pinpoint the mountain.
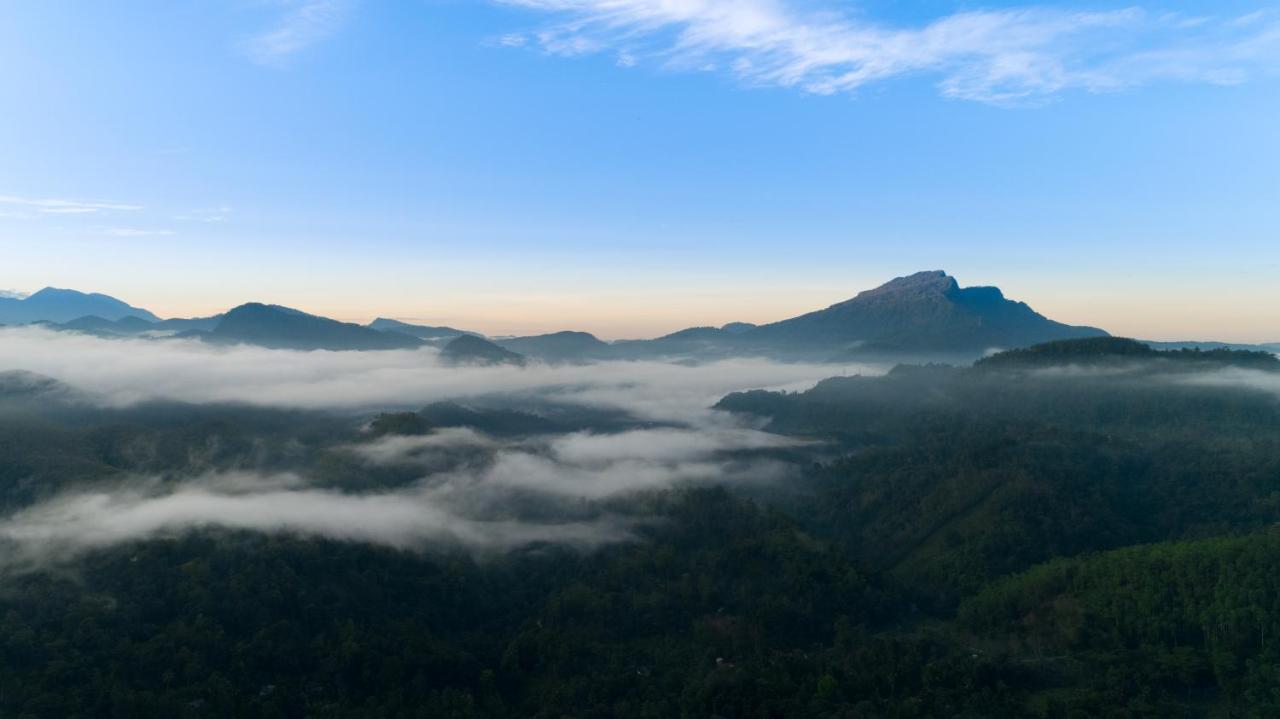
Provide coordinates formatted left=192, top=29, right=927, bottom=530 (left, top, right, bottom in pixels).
left=746, top=270, right=1107, bottom=354
left=612, top=271, right=1106, bottom=362
left=155, top=315, right=225, bottom=332
left=439, top=335, right=526, bottom=366
left=660, top=326, right=728, bottom=342
left=496, top=331, right=612, bottom=362
left=367, top=318, right=478, bottom=340
left=210, top=303, right=424, bottom=351
left=36, top=313, right=225, bottom=339
left=976, top=336, right=1280, bottom=371
left=58, top=315, right=131, bottom=334
left=0, top=287, right=159, bottom=324
left=657, top=322, right=758, bottom=343
left=111, top=316, right=157, bottom=333
left=1145, top=340, right=1280, bottom=354
left=610, top=322, right=754, bottom=360
left=0, top=370, right=72, bottom=400
left=417, top=401, right=561, bottom=435
left=2, top=272, right=1127, bottom=362
left=53, top=314, right=158, bottom=336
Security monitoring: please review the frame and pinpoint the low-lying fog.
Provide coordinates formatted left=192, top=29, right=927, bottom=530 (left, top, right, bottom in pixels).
left=0, top=326, right=872, bottom=569
left=0, top=325, right=861, bottom=418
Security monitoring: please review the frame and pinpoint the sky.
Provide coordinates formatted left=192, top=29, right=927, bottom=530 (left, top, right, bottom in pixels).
left=1, top=0, right=1277, bottom=341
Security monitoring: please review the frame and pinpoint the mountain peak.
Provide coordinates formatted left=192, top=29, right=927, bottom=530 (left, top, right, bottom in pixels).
left=29, top=287, right=77, bottom=299
left=849, top=270, right=958, bottom=303
left=749, top=270, right=1107, bottom=354
left=367, top=317, right=478, bottom=339
left=212, top=303, right=422, bottom=351
left=0, top=286, right=159, bottom=323
left=440, top=335, right=526, bottom=366
left=225, top=302, right=307, bottom=317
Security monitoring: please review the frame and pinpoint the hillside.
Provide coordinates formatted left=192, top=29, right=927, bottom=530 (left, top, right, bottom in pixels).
left=210, top=303, right=424, bottom=351
left=496, top=331, right=612, bottom=362
left=367, top=318, right=476, bottom=340
left=439, top=334, right=526, bottom=366
left=615, top=271, right=1109, bottom=362
left=0, top=288, right=159, bottom=324
left=746, top=270, right=1107, bottom=353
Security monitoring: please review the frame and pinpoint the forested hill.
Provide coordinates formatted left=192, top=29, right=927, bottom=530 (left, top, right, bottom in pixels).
left=717, top=337, right=1280, bottom=440
left=703, top=336, right=1280, bottom=714
left=975, top=336, right=1280, bottom=371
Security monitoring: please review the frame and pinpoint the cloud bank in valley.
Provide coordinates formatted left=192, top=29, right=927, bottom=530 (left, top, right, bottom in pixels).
left=0, top=326, right=850, bottom=566
left=0, top=325, right=864, bottom=418
left=0, top=424, right=805, bottom=570
left=1175, top=366, right=1280, bottom=396
left=0, top=478, right=633, bottom=573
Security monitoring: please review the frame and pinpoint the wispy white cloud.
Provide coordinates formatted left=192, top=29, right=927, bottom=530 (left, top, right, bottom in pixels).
left=495, top=1, right=1280, bottom=104
left=97, top=227, right=176, bottom=238
left=0, top=194, right=142, bottom=215
left=0, top=424, right=801, bottom=565
left=243, top=0, right=350, bottom=66
left=350, top=428, right=498, bottom=465
left=0, top=476, right=631, bottom=569
left=174, top=206, right=232, bottom=223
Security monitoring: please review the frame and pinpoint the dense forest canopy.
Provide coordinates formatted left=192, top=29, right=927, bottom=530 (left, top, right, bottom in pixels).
left=0, top=338, right=1277, bottom=716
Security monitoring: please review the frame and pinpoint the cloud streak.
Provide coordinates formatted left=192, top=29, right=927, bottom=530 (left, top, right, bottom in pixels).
left=97, top=227, right=176, bottom=238
left=351, top=428, right=499, bottom=465
left=496, top=1, right=1280, bottom=104
left=0, top=422, right=804, bottom=568
left=361, top=425, right=807, bottom=499
left=0, top=478, right=631, bottom=572
left=244, top=0, right=349, bottom=66
left=0, top=194, right=142, bottom=215
left=1175, top=366, right=1280, bottom=396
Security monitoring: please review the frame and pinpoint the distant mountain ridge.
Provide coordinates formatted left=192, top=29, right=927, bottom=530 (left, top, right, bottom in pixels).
left=209, top=304, right=424, bottom=351
left=19, top=272, right=1265, bottom=362
left=1144, top=340, right=1280, bottom=354
left=496, top=331, right=611, bottom=362
left=975, top=337, right=1280, bottom=371
left=367, top=318, right=478, bottom=340
left=0, top=287, right=159, bottom=324
left=57, top=315, right=156, bottom=337
left=440, top=335, right=526, bottom=366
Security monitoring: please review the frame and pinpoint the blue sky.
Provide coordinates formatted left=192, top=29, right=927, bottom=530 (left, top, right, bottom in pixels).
left=1, top=1, right=1277, bottom=340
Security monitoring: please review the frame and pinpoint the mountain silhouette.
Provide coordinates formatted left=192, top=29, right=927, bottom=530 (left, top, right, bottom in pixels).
left=746, top=270, right=1107, bottom=352
left=367, top=318, right=478, bottom=340
left=496, top=331, right=612, bottom=362
left=4, top=272, right=1119, bottom=360
left=439, top=335, right=526, bottom=366
left=0, top=287, right=159, bottom=324
left=210, top=304, right=423, bottom=351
